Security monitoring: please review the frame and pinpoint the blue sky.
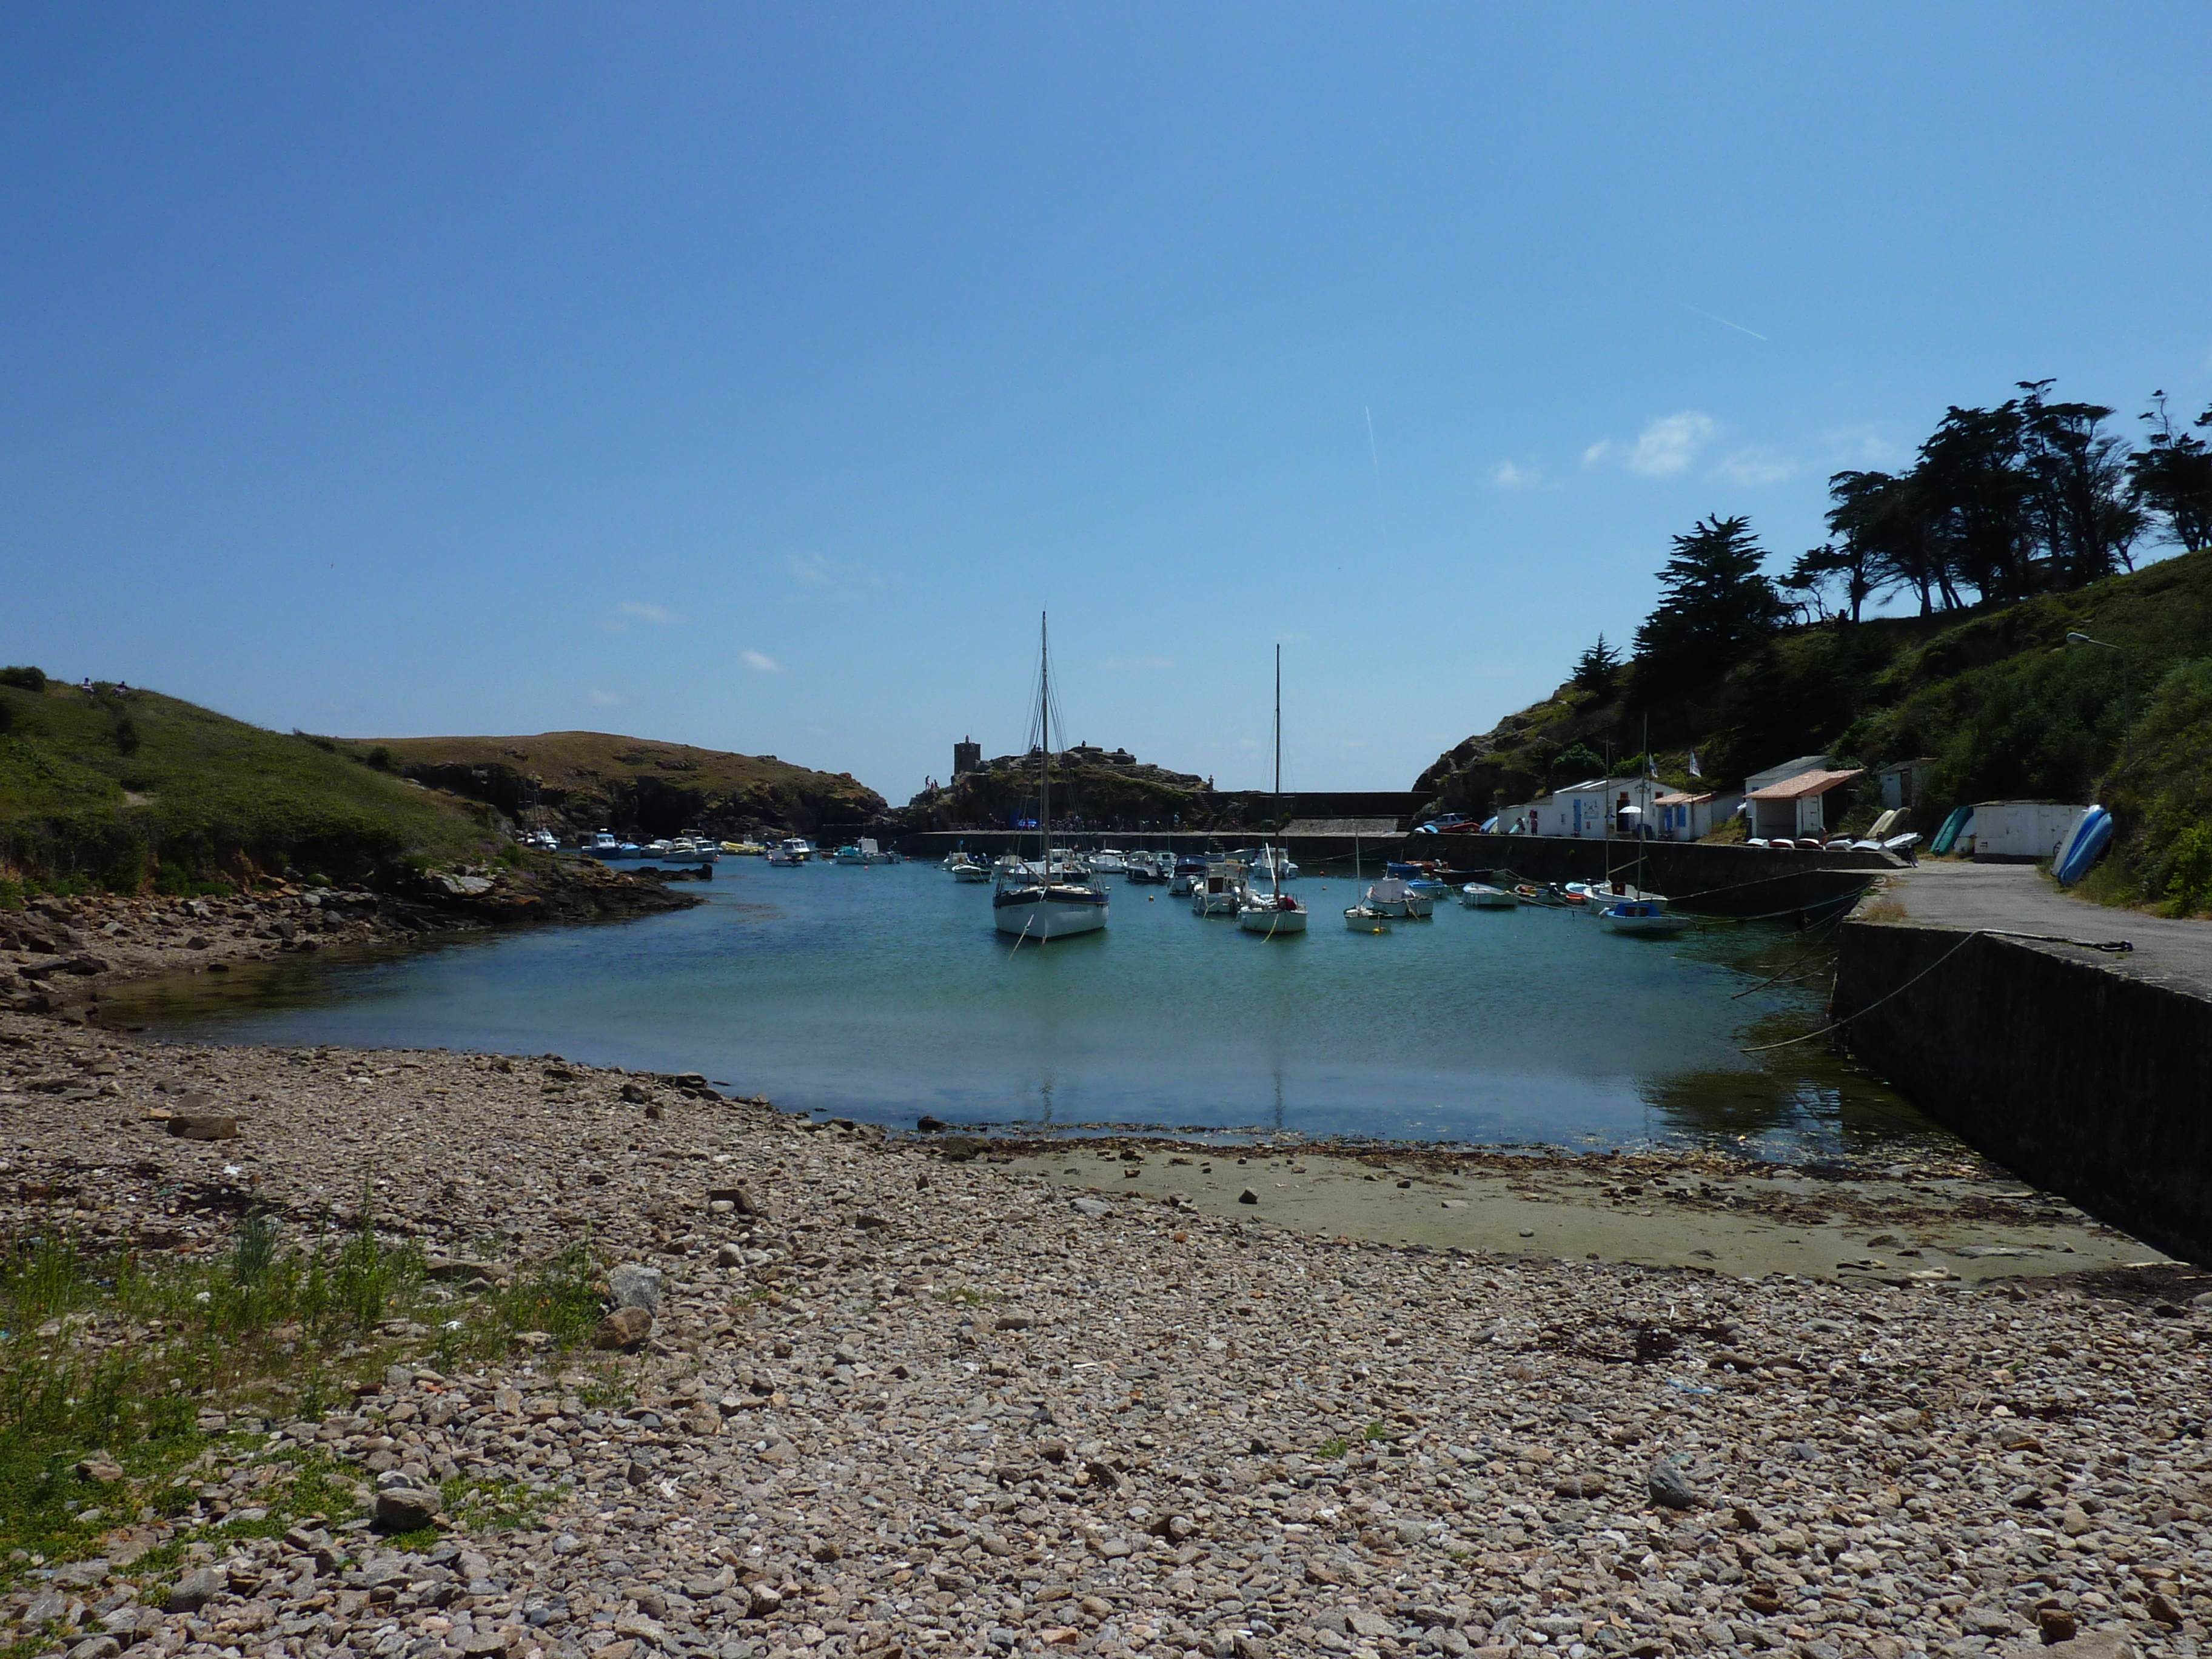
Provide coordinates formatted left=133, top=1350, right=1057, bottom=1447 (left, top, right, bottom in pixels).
left=4, top=5, right=2209, bottom=801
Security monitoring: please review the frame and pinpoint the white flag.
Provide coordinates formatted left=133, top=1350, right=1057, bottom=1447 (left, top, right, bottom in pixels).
left=1687, top=749, right=1703, bottom=779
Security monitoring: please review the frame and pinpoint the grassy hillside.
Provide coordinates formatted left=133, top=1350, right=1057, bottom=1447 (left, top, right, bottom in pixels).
left=1417, top=549, right=2212, bottom=911
left=0, top=678, right=491, bottom=894
left=368, top=731, right=888, bottom=840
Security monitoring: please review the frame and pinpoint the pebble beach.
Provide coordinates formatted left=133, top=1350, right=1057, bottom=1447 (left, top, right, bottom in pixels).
left=6, top=976, right=2212, bottom=1659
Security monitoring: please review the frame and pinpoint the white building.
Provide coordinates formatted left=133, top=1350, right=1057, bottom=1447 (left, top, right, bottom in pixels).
left=1652, top=789, right=1743, bottom=842
left=1507, top=777, right=1658, bottom=839
left=1744, top=767, right=1864, bottom=842
left=1969, top=801, right=2090, bottom=863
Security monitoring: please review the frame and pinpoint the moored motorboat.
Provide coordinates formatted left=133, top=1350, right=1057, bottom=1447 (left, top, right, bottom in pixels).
left=1169, top=854, right=1207, bottom=896
left=1460, top=883, right=1517, bottom=908
left=1191, top=859, right=1247, bottom=916
left=1344, top=903, right=1392, bottom=932
left=765, top=838, right=813, bottom=865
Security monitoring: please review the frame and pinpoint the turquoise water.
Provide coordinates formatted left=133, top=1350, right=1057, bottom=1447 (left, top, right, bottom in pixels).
left=109, top=860, right=1926, bottom=1155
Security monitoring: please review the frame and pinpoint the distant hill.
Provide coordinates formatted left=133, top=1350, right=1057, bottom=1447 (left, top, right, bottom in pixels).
left=1415, top=549, right=2212, bottom=910
left=369, top=731, right=887, bottom=840
left=902, top=743, right=1289, bottom=833
left=0, top=677, right=490, bottom=891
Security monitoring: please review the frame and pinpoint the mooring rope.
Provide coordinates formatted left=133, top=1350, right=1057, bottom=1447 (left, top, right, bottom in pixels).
left=1741, top=924, right=2136, bottom=1053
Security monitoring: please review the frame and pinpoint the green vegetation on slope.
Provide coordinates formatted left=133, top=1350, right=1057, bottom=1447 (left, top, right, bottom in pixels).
left=0, top=678, right=491, bottom=892
left=1419, top=549, right=2212, bottom=912
left=368, top=730, right=886, bottom=840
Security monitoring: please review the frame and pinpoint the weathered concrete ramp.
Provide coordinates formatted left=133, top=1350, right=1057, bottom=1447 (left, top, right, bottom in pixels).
left=1837, top=862, right=2212, bottom=1265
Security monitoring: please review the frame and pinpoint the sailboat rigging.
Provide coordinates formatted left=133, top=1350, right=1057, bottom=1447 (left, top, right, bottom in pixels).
left=993, top=615, right=1110, bottom=942
left=1240, top=643, right=1308, bottom=935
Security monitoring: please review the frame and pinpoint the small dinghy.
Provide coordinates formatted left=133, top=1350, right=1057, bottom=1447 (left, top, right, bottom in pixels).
left=1362, top=877, right=1432, bottom=918
left=1598, top=899, right=1691, bottom=936
left=1460, top=883, right=1517, bottom=908
left=1344, top=903, right=1392, bottom=933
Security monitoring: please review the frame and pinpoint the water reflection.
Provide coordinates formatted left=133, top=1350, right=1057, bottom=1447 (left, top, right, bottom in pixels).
left=102, top=863, right=1934, bottom=1157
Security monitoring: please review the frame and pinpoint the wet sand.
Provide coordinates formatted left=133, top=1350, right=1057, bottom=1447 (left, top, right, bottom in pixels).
left=1001, top=1139, right=2159, bottom=1282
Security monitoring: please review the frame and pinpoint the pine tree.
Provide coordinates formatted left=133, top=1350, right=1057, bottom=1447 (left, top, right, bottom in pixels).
left=1632, top=515, right=1786, bottom=693
left=1571, top=634, right=1621, bottom=693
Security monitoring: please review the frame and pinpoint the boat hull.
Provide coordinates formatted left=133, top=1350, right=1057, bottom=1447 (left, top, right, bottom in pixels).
left=1460, top=885, right=1517, bottom=908
left=1344, top=906, right=1391, bottom=932
left=993, top=890, right=1109, bottom=939
left=1239, top=903, right=1308, bottom=935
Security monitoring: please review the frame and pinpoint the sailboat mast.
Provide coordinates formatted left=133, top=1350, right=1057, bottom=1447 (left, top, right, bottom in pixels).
left=1273, top=645, right=1284, bottom=899
left=1039, top=613, right=1051, bottom=877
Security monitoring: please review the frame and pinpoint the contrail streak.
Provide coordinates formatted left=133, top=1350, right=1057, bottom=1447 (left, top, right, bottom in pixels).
left=1682, top=303, right=1768, bottom=342
left=1364, top=406, right=1382, bottom=489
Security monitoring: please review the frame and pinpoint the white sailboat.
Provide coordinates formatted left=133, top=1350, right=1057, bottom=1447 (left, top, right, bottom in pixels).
left=993, top=616, right=1109, bottom=942
left=1239, top=647, right=1308, bottom=935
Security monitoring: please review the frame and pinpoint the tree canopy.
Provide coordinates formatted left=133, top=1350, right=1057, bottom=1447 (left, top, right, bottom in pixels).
left=1631, top=515, right=1787, bottom=693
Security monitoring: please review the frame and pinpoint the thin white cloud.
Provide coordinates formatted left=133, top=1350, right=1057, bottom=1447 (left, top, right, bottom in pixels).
left=1681, top=303, right=1768, bottom=342
left=1101, top=656, right=1175, bottom=670
left=1714, top=448, right=1798, bottom=486
left=617, top=600, right=678, bottom=625
left=743, top=650, right=782, bottom=674
left=1627, top=412, right=1716, bottom=477
left=1581, top=440, right=1614, bottom=468
left=586, top=688, right=626, bottom=707
left=1491, top=461, right=1541, bottom=488
left=785, top=551, right=880, bottom=599
left=1824, top=426, right=1903, bottom=468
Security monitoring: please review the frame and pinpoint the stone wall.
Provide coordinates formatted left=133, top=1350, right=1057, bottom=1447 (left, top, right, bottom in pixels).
left=1834, top=919, right=2212, bottom=1267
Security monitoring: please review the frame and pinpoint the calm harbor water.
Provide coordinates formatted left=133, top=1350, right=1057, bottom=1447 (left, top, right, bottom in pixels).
left=107, top=860, right=1929, bottom=1157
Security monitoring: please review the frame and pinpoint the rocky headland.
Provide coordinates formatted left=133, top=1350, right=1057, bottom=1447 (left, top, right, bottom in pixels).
left=1, top=860, right=696, bottom=1019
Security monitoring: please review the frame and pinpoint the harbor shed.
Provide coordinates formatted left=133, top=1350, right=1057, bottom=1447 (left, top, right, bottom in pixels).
left=1968, top=801, right=2089, bottom=863
left=1744, top=767, right=1863, bottom=842
left=1547, top=776, right=1661, bottom=839
left=1744, top=754, right=1832, bottom=794
left=1652, top=789, right=1742, bottom=842
left=1878, top=757, right=1936, bottom=812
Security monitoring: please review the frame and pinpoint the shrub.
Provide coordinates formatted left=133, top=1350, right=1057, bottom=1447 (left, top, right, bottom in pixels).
left=0, top=666, right=45, bottom=692
left=366, top=745, right=394, bottom=771
left=2162, top=825, right=2212, bottom=917
left=110, top=713, right=141, bottom=755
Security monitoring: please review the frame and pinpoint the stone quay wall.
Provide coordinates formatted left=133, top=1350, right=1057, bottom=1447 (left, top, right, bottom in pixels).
left=1834, top=919, right=2212, bottom=1267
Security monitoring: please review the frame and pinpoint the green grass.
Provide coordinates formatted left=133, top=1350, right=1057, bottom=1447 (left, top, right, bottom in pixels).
left=0, top=679, right=493, bottom=886
left=1315, top=1436, right=1349, bottom=1460
left=931, top=1285, right=1007, bottom=1307
left=1, top=1212, right=620, bottom=1595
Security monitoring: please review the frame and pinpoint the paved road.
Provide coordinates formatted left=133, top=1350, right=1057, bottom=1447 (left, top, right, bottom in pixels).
left=1882, top=857, right=2212, bottom=997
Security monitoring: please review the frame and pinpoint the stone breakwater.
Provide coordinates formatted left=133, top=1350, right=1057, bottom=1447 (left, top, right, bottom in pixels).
left=4, top=1013, right=2211, bottom=1659
left=0, top=862, right=697, bottom=1017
